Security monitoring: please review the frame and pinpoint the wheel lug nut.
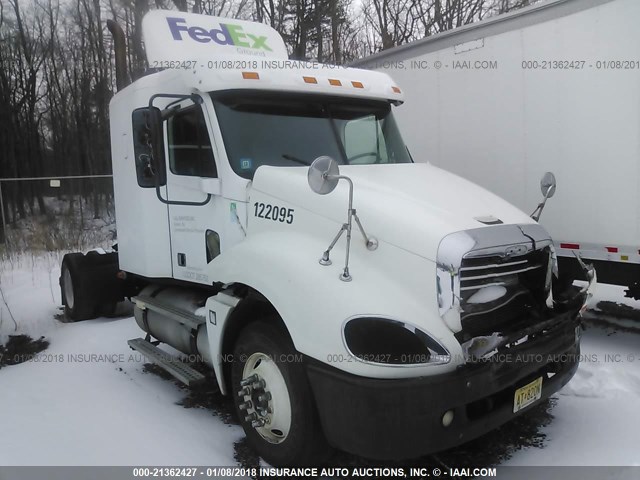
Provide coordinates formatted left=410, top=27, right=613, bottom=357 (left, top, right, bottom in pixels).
left=244, top=413, right=258, bottom=422
left=251, top=419, right=265, bottom=428
left=239, top=401, right=252, bottom=411
left=240, top=374, right=258, bottom=387
left=258, top=392, right=272, bottom=402
left=237, top=387, right=251, bottom=397
left=251, top=380, right=266, bottom=389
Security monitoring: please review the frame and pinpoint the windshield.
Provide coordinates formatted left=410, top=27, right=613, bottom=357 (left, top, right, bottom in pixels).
left=211, top=92, right=412, bottom=180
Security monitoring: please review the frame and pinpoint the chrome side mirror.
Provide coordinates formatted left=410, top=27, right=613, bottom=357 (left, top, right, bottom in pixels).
left=307, top=156, right=378, bottom=282
left=531, top=172, right=556, bottom=222
left=308, top=156, right=340, bottom=194
left=540, top=172, right=556, bottom=199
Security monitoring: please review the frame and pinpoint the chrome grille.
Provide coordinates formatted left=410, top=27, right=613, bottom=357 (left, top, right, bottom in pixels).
left=458, top=247, right=551, bottom=339
left=459, top=257, right=545, bottom=292
left=436, top=224, right=555, bottom=343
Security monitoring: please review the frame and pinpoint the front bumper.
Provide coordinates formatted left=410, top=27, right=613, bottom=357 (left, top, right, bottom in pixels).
left=306, top=309, right=581, bottom=460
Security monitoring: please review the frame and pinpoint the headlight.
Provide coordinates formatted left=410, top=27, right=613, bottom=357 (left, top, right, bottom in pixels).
left=343, top=317, right=450, bottom=365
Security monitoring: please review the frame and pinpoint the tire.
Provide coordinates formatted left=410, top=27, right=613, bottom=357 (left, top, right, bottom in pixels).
left=60, top=253, right=98, bottom=321
left=231, top=321, right=330, bottom=466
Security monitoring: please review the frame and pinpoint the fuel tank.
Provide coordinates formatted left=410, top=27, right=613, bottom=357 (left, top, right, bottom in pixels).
left=133, top=285, right=213, bottom=367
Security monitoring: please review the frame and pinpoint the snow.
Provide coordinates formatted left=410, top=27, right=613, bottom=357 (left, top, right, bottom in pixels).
left=503, top=283, right=640, bottom=466
left=0, top=252, right=64, bottom=343
left=0, top=255, right=243, bottom=466
left=0, top=317, right=242, bottom=466
left=1, top=256, right=640, bottom=468
left=504, top=324, right=640, bottom=466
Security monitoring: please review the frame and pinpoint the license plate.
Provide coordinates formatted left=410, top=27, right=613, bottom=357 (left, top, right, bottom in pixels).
left=513, top=376, right=543, bottom=413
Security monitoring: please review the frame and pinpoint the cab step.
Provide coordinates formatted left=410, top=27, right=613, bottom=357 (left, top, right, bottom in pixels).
left=128, top=337, right=206, bottom=387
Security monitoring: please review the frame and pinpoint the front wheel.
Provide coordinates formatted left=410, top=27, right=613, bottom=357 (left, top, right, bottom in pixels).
left=231, top=321, right=329, bottom=466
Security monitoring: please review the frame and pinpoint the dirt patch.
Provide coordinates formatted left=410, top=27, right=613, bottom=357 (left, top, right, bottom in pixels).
left=142, top=362, right=265, bottom=471
left=581, top=302, right=640, bottom=334
left=0, top=334, right=50, bottom=369
left=594, top=301, right=640, bottom=321
left=234, top=437, right=263, bottom=471
left=142, top=362, right=236, bottom=425
left=55, top=301, right=134, bottom=323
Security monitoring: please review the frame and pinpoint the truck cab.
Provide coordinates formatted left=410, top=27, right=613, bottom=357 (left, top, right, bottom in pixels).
left=60, top=10, right=594, bottom=466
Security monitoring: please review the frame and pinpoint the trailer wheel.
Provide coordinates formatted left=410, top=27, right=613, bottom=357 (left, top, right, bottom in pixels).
left=61, top=253, right=98, bottom=321
left=231, top=321, right=329, bottom=466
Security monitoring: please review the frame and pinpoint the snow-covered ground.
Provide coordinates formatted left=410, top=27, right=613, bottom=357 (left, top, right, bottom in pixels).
left=0, top=254, right=242, bottom=466
left=500, top=284, right=640, bottom=468
left=0, top=317, right=242, bottom=465
left=0, top=256, right=639, bottom=470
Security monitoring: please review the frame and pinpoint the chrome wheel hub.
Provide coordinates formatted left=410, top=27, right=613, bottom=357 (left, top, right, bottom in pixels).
left=238, top=353, right=291, bottom=444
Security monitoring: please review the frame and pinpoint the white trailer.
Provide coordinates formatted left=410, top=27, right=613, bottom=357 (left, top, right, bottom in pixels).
left=354, top=0, right=640, bottom=297
left=60, top=9, right=593, bottom=465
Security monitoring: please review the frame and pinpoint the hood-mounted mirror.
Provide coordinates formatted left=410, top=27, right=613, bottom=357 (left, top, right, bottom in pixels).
left=531, top=172, right=557, bottom=222
left=540, top=172, right=556, bottom=199
left=307, top=156, right=378, bottom=282
left=308, top=156, right=340, bottom=195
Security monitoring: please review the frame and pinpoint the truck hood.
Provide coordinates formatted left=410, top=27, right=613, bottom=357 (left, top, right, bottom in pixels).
left=250, top=163, right=536, bottom=261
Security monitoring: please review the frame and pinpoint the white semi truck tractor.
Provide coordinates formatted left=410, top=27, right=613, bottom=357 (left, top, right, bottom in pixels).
left=60, top=10, right=595, bottom=466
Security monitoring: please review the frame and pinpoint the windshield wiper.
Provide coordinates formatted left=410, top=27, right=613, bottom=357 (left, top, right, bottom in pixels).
left=282, top=154, right=311, bottom=166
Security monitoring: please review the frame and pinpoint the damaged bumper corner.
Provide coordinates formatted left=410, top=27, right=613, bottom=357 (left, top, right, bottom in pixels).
left=555, top=253, right=597, bottom=316
left=575, top=254, right=597, bottom=314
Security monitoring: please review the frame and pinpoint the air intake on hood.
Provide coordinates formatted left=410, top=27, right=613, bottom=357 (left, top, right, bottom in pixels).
left=474, top=215, right=503, bottom=225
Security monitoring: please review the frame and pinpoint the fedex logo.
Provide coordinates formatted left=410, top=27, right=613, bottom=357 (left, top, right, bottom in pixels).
left=167, top=17, right=272, bottom=51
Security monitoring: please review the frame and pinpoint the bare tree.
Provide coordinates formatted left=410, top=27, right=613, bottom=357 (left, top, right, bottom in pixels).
left=358, top=0, right=540, bottom=55
left=0, top=0, right=542, bottom=245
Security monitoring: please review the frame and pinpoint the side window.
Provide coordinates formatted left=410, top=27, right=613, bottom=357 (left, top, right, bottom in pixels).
left=343, top=115, right=389, bottom=164
left=132, top=108, right=163, bottom=188
left=167, top=106, right=217, bottom=177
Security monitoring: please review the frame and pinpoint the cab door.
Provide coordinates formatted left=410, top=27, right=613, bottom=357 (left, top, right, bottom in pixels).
left=163, top=101, right=225, bottom=285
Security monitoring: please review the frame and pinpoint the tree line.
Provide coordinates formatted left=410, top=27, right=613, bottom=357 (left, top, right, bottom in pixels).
left=0, top=0, right=535, bottom=233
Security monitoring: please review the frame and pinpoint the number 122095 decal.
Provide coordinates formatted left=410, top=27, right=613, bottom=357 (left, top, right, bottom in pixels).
left=254, top=202, right=294, bottom=224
